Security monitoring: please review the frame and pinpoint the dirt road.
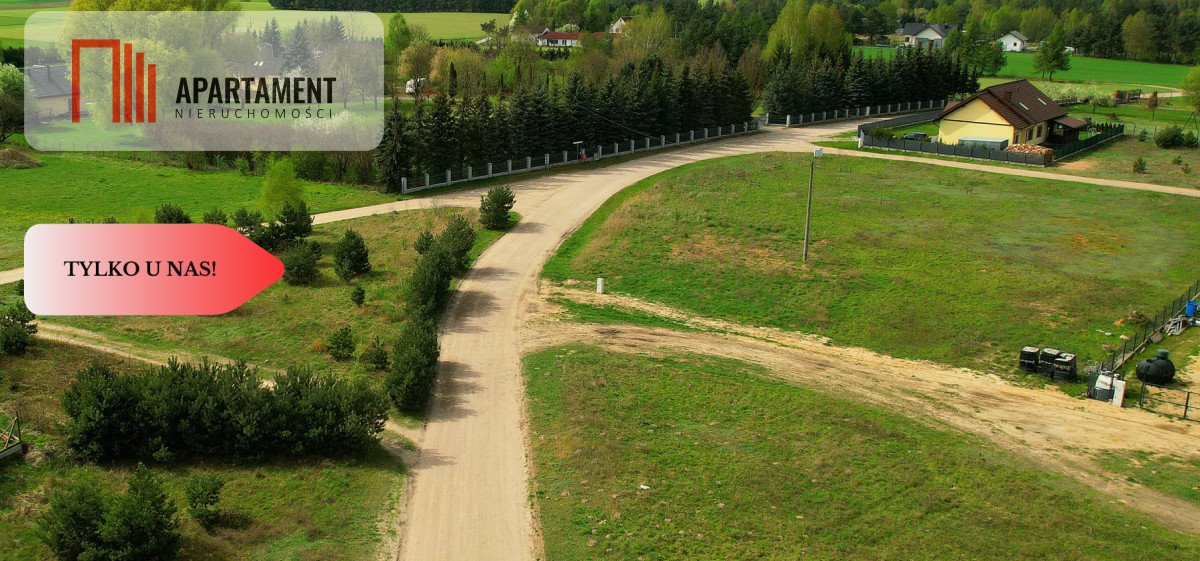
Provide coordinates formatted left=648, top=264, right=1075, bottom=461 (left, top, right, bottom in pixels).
left=529, top=286, right=1200, bottom=533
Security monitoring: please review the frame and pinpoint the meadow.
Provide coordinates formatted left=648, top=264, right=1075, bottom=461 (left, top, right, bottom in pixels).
left=20, top=208, right=511, bottom=380
left=0, top=339, right=405, bottom=561
left=0, top=152, right=393, bottom=270
left=543, top=152, right=1200, bottom=373
left=0, top=4, right=505, bottom=48
left=856, top=46, right=1191, bottom=89
left=525, top=344, right=1200, bottom=560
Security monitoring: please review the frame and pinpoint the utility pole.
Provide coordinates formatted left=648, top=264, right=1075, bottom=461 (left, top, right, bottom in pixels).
left=802, top=148, right=822, bottom=263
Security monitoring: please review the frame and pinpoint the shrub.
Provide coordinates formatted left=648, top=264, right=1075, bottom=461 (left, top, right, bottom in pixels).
left=1186, top=131, right=1199, bottom=148
left=479, top=186, right=515, bottom=230
left=4, top=297, right=35, bottom=334
left=14, top=278, right=23, bottom=295
left=867, top=127, right=895, bottom=140
left=327, top=326, right=355, bottom=361
left=438, top=214, right=476, bottom=274
left=405, top=245, right=454, bottom=318
left=282, top=243, right=320, bottom=286
left=184, top=475, right=225, bottom=530
left=276, top=200, right=313, bottom=242
left=61, top=360, right=388, bottom=462
left=0, top=320, right=30, bottom=356
left=333, top=229, right=372, bottom=282
left=94, top=465, right=180, bottom=561
left=1173, top=155, right=1185, bottom=165
left=386, top=319, right=440, bottom=413
left=1184, top=163, right=1193, bottom=174
left=201, top=209, right=228, bottom=225
left=234, top=156, right=251, bottom=176
left=36, top=477, right=107, bottom=561
left=292, top=151, right=328, bottom=181
left=413, top=230, right=435, bottom=254
left=1155, top=125, right=1186, bottom=149
left=1133, top=157, right=1148, bottom=173
left=350, top=285, right=366, bottom=306
left=360, top=336, right=389, bottom=371
left=1138, top=129, right=1148, bottom=142
left=154, top=203, right=192, bottom=224
left=231, top=207, right=263, bottom=229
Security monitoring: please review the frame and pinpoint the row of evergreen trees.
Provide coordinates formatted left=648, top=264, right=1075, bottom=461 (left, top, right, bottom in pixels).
left=764, top=47, right=978, bottom=117
left=376, top=57, right=753, bottom=188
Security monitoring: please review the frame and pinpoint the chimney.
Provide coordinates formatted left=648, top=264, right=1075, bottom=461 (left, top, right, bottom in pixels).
left=1002, top=90, right=1012, bottom=103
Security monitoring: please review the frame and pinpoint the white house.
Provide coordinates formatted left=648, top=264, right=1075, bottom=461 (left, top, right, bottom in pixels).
left=898, top=23, right=956, bottom=48
left=610, top=16, right=633, bottom=34
left=997, top=31, right=1027, bottom=52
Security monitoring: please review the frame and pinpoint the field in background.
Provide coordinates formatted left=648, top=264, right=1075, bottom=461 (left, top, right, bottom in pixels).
left=0, top=152, right=393, bottom=270
left=856, top=47, right=1190, bottom=90
left=0, top=339, right=405, bottom=561
left=543, top=152, right=1200, bottom=375
left=0, top=5, right=505, bottom=48
left=526, top=344, right=1200, bottom=560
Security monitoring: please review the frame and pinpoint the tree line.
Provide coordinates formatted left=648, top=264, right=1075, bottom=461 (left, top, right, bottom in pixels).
left=764, top=45, right=977, bottom=117
left=375, top=56, right=752, bottom=187
left=269, top=0, right=516, bottom=12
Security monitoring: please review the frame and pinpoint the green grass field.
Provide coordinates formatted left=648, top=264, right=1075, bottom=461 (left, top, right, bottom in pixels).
left=0, top=5, right=504, bottom=48
left=525, top=344, right=1200, bottom=560
left=20, top=209, right=510, bottom=380
left=543, top=152, right=1200, bottom=374
left=0, top=152, right=393, bottom=270
left=856, top=47, right=1191, bottom=89
left=0, top=340, right=405, bottom=561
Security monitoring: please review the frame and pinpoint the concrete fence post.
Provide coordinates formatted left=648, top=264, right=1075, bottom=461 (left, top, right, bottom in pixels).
left=810, top=112, right=815, bottom=122
left=645, top=137, right=650, bottom=149
left=487, top=162, right=493, bottom=176
left=508, top=159, right=513, bottom=173
left=660, top=134, right=665, bottom=146
left=786, top=114, right=792, bottom=126
left=563, top=150, right=568, bottom=163
left=401, top=177, right=407, bottom=194
left=690, top=130, right=695, bottom=141
left=630, top=139, right=635, bottom=152
left=445, top=170, right=451, bottom=184
left=704, top=128, right=709, bottom=139
left=675, top=132, right=680, bottom=143
left=526, top=156, right=532, bottom=169
left=423, top=173, right=429, bottom=187
left=544, top=153, right=549, bottom=167
left=467, top=166, right=473, bottom=180
left=597, top=145, right=603, bottom=158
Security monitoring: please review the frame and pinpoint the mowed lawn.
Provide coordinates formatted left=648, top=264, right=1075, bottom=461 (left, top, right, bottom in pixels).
left=526, top=345, right=1200, bottom=560
left=0, top=340, right=404, bottom=561
left=35, top=209, right=506, bottom=379
left=543, top=153, right=1200, bottom=371
left=1053, top=135, right=1200, bottom=189
left=0, top=152, right=392, bottom=270
left=856, top=47, right=1190, bottom=89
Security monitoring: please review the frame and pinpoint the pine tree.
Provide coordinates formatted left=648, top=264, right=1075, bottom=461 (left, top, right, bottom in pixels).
left=95, top=465, right=180, bottom=561
left=333, top=229, right=372, bottom=282
left=375, top=108, right=412, bottom=193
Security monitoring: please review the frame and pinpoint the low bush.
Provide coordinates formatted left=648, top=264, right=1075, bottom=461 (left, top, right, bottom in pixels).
left=360, top=336, right=390, bottom=371
left=154, top=203, right=192, bottom=224
left=38, top=466, right=180, bottom=561
left=1155, top=125, right=1187, bottom=149
left=350, top=285, right=366, bottom=306
left=867, top=127, right=895, bottom=140
left=201, top=209, right=228, bottom=226
left=1133, top=157, right=1148, bottom=173
left=479, top=186, right=515, bottom=230
left=413, top=230, right=435, bottom=254
left=386, top=320, right=440, bottom=413
left=61, top=360, right=388, bottom=462
left=0, top=298, right=36, bottom=357
left=184, top=475, right=225, bottom=530
left=282, top=243, right=320, bottom=286
left=327, top=326, right=355, bottom=361
left=333, top=229, right=372, bottom=282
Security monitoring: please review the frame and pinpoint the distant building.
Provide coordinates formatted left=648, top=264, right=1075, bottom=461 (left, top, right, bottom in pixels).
left=898, top=23, right=957, bottom=48
left=610, top=16, right=633, bottom=35
left=997, top=31, right=1027, bottom=52
left=534, top=28, right=617, bottom=48
left=22, top=64, right=71, bottom=120
left=936, top=79, right=1087, bottom=148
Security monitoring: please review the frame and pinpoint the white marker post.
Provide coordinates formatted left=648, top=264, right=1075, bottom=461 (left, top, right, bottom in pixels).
left=596, top=278, right=605, bottom=294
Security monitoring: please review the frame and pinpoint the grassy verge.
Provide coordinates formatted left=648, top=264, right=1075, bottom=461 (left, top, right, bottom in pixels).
left=0, top=340, right=404, bottom=561
left=1099, top=450, right=1200, bottom=507
left=0, top=152, right=393, bottom=270
left=543, top=152, right=1200, bottom=375
left=549, top=297, right=702, bottom=333
left=13, top=209, right=512, bottom=379
left=525, top=344, right=1200, bottom=560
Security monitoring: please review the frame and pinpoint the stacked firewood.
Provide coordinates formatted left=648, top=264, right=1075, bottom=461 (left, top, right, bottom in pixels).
left=1004, top=144, right=1054, bottom=156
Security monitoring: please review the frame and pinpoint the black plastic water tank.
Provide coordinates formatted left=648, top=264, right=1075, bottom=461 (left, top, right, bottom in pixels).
left=1135, top=350, right=1176, bottom=385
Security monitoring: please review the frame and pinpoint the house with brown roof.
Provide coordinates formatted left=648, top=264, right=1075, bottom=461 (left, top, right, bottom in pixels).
left=936, top=79, right=1087, bottom=149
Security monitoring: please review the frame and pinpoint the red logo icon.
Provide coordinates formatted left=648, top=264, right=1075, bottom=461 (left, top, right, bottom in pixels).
left=70, top=39, right=157, bottom=124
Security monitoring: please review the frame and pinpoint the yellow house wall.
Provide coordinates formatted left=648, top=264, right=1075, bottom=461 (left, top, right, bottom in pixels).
left=938, top=98, right=1014, bottom=145
left=1013, top=122, right=1049, bottom=145
left=32, top=96, right=71, bottom=118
